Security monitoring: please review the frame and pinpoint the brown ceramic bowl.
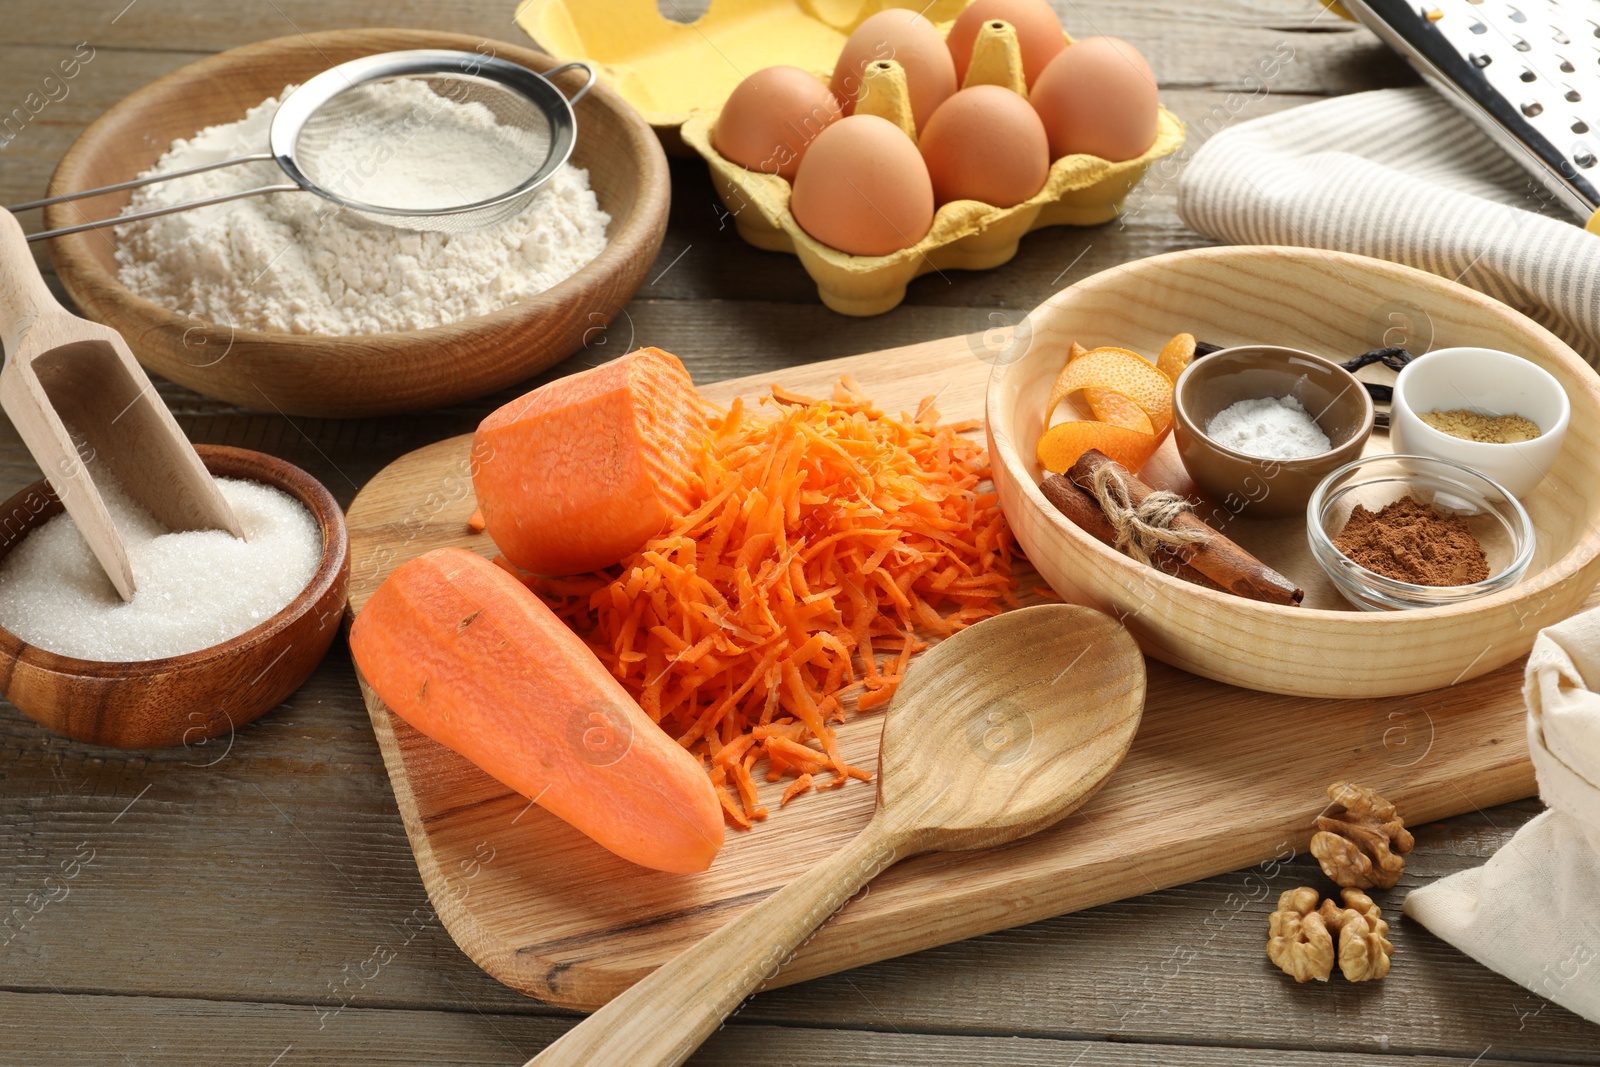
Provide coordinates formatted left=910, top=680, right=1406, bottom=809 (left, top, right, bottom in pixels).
left=1171, top=345, right=1374, bottom=520
left=0, top=445, right=348, bottom=748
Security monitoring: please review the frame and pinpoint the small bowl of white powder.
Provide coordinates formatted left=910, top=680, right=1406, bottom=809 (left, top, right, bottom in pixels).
left=1172, top=345, right=1375, bottom=520
left=42, top=31, right=669, bottom=418
left=0, top=446, right=349, bottom=748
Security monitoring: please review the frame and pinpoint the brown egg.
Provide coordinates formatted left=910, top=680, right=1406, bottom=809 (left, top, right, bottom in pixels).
left=945, top=0, right=1066, bottom=89
left=1030, top=36, right=1160, bottom=162
left=712, top=66, right=843, bottom=182
left=919, top=86, right=1049, bottom=207
left=790, top=115, right=934, bottom=257
left=830, top=9, right=956, bottom=132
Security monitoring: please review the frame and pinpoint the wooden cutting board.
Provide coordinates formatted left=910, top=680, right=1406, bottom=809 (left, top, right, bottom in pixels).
left=345, top=333, right=1570, bottom=1012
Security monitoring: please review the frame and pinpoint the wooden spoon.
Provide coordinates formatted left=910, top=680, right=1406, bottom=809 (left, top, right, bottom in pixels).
left=0, top=207, right=240, bottom=601
left=524, top=602, right=1146, bottom=1067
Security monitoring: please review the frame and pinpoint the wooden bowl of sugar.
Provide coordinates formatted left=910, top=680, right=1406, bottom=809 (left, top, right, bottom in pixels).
left=0, top=446, right=349, bottom=748
left=41, top=29, right=669, bottom=418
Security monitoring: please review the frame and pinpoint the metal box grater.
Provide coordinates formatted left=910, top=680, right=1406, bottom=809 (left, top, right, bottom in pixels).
left=1340, top=0, right=1600, bottom=223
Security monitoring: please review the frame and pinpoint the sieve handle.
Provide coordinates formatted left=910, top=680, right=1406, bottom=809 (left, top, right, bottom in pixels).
left=8, top=153, right=275, bottom=213
left=22, top=183, right=302, bottom=242
left=544, top=61, right=597, bottom=105
left=10, top=152, right=296, bottom=242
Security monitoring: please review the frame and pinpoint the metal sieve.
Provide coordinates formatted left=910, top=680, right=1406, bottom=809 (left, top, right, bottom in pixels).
left=10, top=50, right=596, bottom=242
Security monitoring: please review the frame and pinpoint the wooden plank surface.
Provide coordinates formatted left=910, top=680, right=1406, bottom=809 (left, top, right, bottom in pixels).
left=2, top=0, right=1596, bottom=1064
left=2, top=988, right=1576, bottom=1067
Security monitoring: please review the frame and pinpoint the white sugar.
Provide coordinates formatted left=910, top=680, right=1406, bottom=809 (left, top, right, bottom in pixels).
left=1205, top=395, right=1332, bottom=461
left=0, top=477, right=320, bottom=662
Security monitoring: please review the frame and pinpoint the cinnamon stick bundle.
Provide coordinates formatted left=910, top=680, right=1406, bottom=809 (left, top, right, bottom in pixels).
left=1055, top=449, right=1304, bottom=606
left=1039, top=474, right=1225, bottom=592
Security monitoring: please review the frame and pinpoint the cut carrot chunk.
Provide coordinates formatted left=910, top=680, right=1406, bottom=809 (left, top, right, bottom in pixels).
left=350, top=548, right=724, bottom=874
left=471, top=348, right=707, bottom=576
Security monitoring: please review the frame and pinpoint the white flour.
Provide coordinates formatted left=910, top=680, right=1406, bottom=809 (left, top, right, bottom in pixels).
left=1205, top=395, right=1333, bottom=460
left=295, top=78, right=549, bottom=211
left=115, top=80, right=609, bottom=336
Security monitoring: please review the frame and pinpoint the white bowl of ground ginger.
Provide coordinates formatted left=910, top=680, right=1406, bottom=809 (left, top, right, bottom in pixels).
left=1389, top=346, right=1570, bottom=498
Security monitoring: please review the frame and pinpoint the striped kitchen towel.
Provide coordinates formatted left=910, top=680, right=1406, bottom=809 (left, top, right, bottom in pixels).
left=1176, top=87, right=1600, bottom=367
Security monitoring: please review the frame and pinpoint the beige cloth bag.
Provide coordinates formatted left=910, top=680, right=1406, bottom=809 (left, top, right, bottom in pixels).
left=1403, top=607, right=1600, bottom=1022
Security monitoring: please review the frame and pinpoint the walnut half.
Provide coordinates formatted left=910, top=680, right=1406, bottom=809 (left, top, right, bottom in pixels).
left=1310, top=781, right=1415, bottom=890
left=1267, top=887, right=1334, bottom=983
left=1319, top=888, right=1393, bottom=982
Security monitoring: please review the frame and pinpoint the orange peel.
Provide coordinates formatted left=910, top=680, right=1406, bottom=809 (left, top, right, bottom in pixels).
left=1036, top=420, right=1166, bottom=473
left=1156, top=332, right=1197, bottom=383
left=1037, top=336, right=1197, bottom=474
left=1044, top=347, right=1175, bottom=436
left=1069, top=344, right=1152, bottom=433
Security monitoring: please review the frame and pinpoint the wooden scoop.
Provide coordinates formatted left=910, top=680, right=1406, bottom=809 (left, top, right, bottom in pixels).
left=0, top=208, right=240, bottom=601
left=525, top=603, right=1146, bottom=1067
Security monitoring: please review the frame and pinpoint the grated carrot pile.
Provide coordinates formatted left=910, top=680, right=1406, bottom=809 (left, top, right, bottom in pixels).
left=505, top=377, right=1016, bottom=827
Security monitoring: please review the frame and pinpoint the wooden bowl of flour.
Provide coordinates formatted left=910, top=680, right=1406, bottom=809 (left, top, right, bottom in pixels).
left=42, top=30, right=670, bottom=418
left=0, top=446, right=349, bottom=748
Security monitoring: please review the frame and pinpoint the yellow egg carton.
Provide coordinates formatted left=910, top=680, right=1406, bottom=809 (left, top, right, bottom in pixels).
left=681, top=58, right=1183, bottom=313
left=517, top=0, right=1185, bottom=315
left=516, top=0, right=973, bottom=135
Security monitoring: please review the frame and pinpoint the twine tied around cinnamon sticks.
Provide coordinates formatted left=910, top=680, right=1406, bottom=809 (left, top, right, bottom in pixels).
left=1039, top=450, right=1304, bottom=605
left=1085, top=462, right=1211, bottom=567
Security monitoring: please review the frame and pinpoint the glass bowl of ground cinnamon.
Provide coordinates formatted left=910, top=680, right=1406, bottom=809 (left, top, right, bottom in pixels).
left=1307, top=454, right=1535, bottom=610
left=1389, top=347, right=1569, bottom=499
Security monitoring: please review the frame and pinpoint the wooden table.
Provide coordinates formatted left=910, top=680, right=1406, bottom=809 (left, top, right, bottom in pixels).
left=0, top=2, right=1594, bottom=1064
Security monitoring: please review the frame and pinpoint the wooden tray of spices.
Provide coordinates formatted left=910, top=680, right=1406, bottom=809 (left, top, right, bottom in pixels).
left=344, top=329, right=1585, bottom=1011
left=989, top=247, right=1600, bottom=698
